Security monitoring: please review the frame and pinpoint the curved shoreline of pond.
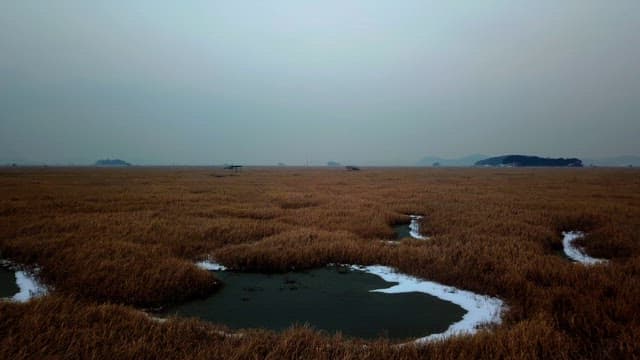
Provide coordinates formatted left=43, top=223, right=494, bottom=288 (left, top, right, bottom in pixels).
left=351, top=265, right=504, bottom=343
left=390, top=214, right=428, bottom=242
left=196, top=260, right=504, bottom=343
left=196, top=260, right=227, bottom=271
left=408, top=215, right=428, bottom=240
left=562, top=231, right=608, bottom=265
left=0, top=261, right=48, bottom=302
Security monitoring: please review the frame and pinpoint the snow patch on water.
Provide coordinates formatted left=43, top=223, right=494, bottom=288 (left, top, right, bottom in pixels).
left=12, top=270, right=47, bottom=302
left=196, top=260, right=227, bottom=271
left=562, top=231, right=608, bottom=265
left=351, top=265, right=504, bottom=343
left=409, top=215, right=428, bottom=240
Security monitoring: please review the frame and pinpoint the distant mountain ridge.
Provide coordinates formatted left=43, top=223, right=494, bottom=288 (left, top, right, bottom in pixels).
left=475, top=155, right=582, bottom=167
left=95, top=159, right=131, bottom=167
left=417, top=154, right=487, bottom=167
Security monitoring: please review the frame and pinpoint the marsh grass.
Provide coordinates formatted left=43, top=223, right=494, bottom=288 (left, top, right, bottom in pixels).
left=1, top=167, right=639, bottom=358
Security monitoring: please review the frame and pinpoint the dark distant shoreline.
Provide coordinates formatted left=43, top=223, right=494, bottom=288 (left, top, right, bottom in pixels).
left=95, top=159, right=132, bottom=167
left=475, top=155, right=583, bottom=167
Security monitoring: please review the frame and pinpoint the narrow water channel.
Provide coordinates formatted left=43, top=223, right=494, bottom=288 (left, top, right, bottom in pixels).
left=164, top=266, right=466, bottom=340
left=393, top=224, right=412, bottom=239
left=393, top=215, right=427, bottom=240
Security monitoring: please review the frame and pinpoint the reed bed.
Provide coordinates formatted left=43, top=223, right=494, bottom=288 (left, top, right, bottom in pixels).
left=0, top=167, right=639, bottom=358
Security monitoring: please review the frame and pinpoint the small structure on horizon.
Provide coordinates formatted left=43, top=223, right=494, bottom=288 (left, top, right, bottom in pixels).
left=224, top=164, right=243, bottom=172
left=345, top=165, right=360, bottom=171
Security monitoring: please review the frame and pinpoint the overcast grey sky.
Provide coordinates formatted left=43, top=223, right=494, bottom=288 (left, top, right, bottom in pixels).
left=1, top=1, right=639, bottom=165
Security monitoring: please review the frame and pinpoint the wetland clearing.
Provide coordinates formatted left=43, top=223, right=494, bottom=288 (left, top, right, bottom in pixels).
left=3, top=1, right=638, bottom=358
left=166, top=266, right=464, bottom=340
left=168, top=264, right=502, bottom=342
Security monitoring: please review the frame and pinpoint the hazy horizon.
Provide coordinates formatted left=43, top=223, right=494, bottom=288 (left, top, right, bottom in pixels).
left=2, top=1, right=639, bottom=166
left=6, top=153, right=640, bottom=167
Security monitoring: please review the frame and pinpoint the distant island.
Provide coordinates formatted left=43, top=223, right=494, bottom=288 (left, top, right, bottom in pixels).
left=475, top=155, right=583, bottom=167
left=417, top=154, right=639, bottom=167
left=95, top=159, right=131, bottom=167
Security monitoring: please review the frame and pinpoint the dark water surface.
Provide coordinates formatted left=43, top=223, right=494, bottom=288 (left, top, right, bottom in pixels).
left=165, top=266, right=465, bottom=340
left=393, top=224, right=412, bottom=239
left=0, top=268, right=19, bottom=298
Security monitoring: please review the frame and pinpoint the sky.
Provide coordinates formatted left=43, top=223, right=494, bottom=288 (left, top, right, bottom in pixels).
left=1, top=1, right=639, bottom=166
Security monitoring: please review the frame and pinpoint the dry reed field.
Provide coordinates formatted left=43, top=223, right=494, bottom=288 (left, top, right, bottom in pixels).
left=1, top=167, right=639, bottom=359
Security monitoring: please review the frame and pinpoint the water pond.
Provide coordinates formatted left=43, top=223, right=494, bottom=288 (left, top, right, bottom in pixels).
left=0, top=267, right=20, bottom=298
left=393, top=223, right=412, bottom=239
left=164, top=266, right=466, bottom=340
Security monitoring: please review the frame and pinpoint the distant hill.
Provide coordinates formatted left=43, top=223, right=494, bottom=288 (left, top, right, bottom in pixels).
left=475, top=155, right=582, bottom=167
left=582, top=156, right=640, bottom=167
left=417, top=154, right=487, bottom=167
left=95, top=159, right=131, bottom=167
left=327, top=161, right=341, bottom=167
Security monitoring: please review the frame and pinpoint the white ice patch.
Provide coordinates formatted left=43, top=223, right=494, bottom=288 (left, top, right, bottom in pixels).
left=12, top=270, right=47, bottom=302
left=196, top=260, right=227, bottom=271
left=562, top=231, right=608, bottom=265
left=381, top=241, right=400, bottom=246
left=351, top=265, right=504, bottom=343
left=409, top=215, right=428, bottom=240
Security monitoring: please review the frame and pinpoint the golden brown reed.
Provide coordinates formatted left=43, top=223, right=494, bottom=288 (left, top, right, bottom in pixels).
left=0, top=296, right=575, bottom=360
left=1, top=166, right=639, bottom=359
